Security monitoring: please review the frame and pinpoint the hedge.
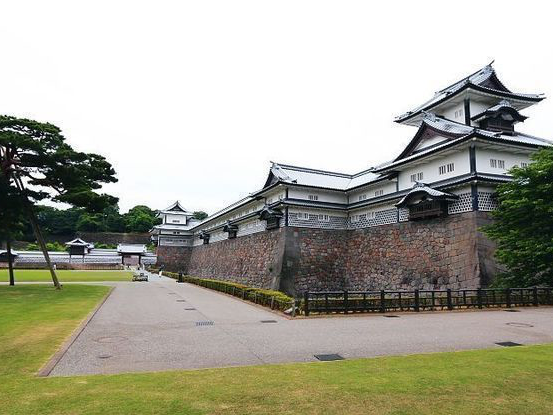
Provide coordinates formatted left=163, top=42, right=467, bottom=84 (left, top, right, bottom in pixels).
left=164, top=272, right=295, bottom=313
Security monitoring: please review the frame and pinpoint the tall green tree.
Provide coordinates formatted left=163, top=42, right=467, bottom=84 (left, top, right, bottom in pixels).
left=124, top=205, right=158, bottom=233
left=37, top=205, right=82, bottom=235
left=484, top=147, right=553, bottom=287
left=0, top=115, right=117, bottom=288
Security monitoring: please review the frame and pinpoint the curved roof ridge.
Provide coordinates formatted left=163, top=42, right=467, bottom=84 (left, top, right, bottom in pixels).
left=273, top=162, right=353, bottom=178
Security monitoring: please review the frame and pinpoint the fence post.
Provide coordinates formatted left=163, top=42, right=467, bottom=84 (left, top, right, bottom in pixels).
left=242, top=289, right=246, bottom=300
left=431, top=291, right=435, bottom=310
left=380, top=290, right=386, bottom=313
left=344, top=291, right=349, bottom=314
left=533, top=287, right=539, bottom=307
left=477, top=288, right=483, bottom=309
left=414, top=289, right=420, bottom=312
left=270, top=296, right=275, bottom=310
left=325, top=293, right=329, bottom=314
left=446, top=289, right=453, bottom=311
left=547, top=288, right=552, bottom=306
left=292, top=299, right=297, bottom=317
left=304, top=291, right=310, bottom=317
left=506, top=288, right=511, bottom=308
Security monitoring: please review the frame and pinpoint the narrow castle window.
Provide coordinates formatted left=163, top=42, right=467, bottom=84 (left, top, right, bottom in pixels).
left=374, top=189, right=383, bottom=197
left=358, top=194, right=367, bottom=201
left=318, top=214, right=330, bottom=222
left=439, top=163, right=454, bottom=175
left=410, top=172, right=423, bottom=182
left=490, top=159, right=505, bottom=169
left=308, top=194, right=319, bottom=201
left=297, top=212, right=309, bottom=220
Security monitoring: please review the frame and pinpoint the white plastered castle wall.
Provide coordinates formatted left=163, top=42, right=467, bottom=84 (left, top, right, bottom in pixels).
left=475, top=147, right=531, bottom=174
left=164, top=213, right=188, bottom=224
left=287, top=187, right=347, bottom=204
left=397, top=148, right=471, bottom=191
left=348, top=180, right=397, bottom=203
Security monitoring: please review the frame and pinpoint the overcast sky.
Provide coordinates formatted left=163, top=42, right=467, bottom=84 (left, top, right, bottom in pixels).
left=2, top=1, right=552, bottom=214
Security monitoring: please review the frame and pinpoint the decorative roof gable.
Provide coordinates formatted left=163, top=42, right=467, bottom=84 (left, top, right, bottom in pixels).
left=471, top=100, right=528, bottom=123
left=65, top=238, right=90, bottom=246
left=395, top=63, right=543, bottom=125
left=396, top=182, right=459, bottom=208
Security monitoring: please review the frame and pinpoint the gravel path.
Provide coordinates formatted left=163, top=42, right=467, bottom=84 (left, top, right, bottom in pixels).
left=49, top=279, right=553, bottom=376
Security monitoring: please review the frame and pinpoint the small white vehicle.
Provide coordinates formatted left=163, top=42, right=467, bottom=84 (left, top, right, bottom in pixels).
left=132, top=271, right=148, bottom=282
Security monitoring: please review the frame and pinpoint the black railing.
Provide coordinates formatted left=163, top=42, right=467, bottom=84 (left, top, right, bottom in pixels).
left=303, top=287, right=553, bottom=316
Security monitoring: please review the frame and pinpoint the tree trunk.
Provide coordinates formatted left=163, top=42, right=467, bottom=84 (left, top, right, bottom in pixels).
left=26, top=208, right=61, bottom=290
left=6, top=237, right=15, bottom=286
left=10, top=173, right=61, bottom=290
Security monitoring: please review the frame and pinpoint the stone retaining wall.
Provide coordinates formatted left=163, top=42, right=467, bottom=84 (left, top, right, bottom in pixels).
left=186, top=229, right=286, bottom=290
left=155, top=245, right=192, bottom=273
left=156, top=212, right=499, bottom=297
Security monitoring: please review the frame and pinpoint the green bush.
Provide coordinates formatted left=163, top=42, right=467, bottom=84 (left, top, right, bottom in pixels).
left=165, top=273, right=294, bottom=312
left=22, top=241, right=66, bottom=252
left=93, top=242, right=117, bottom=249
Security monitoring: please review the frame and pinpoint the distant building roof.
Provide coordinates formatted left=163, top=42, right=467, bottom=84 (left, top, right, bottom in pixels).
left=117, top=244, right=147, bottom=254
left=65, top=238, right=90, bottom=247
left=157, top=201, right=193, bottom=217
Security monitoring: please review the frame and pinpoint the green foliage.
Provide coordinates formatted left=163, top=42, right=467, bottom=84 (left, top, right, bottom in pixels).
left=0, top=178, right=27, bottom=241
left=36, top=206, right=82, bottom=235
left=93, top=242, right=117, bottom=249
left=22, top=241, right=66, bottom=251
left=0, top=115, right=118, bottom=247
left=76, top=213, right=104, bottom=232
left=34, top=203, right=161, bottom=235
left=124, top=205, right=158, bottom=233
left=165, top=273, right=294, bottom=310
left=483, top=147, right=553, bottom=287
left=193, top=211, right=208, bottom=220
left=0, top=115, right=117, bottom=209
left=46, top=241, right=66, bottom=252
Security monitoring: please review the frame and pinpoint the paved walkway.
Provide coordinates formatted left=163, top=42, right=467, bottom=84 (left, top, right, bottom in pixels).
left=50, top=279, right=553, bottom=376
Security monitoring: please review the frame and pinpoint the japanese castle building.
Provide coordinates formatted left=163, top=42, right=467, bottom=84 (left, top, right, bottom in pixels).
left=160, top=63, right=550, bottom=244
left=150, top=201, right=199, bottom=246
left=155, top=64, right=550, bottom=293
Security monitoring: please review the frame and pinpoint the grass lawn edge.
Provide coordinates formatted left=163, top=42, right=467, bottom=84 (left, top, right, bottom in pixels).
left=36, top=285, right=115, bottom=377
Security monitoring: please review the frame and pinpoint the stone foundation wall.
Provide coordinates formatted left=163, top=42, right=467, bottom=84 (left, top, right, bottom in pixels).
left=185, top=229, right=286, bottom=290
left=341, top=212, right=482, bottom=291
left=156, top=245, right=192, bottom=272
left=283, top=228, right=349, bottom=293
left=156, top=212, right=499, bottom=297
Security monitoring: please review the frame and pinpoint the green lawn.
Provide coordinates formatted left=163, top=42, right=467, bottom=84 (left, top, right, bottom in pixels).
left=0, top=269, right=133, bottom=282
left=1, top=285, right=553, bottom=415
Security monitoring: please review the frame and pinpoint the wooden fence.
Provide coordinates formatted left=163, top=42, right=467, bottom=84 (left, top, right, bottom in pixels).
left=303, top=287, right=553, bottom=316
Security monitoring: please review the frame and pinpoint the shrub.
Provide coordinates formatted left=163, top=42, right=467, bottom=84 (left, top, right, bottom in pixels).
left=165, top=273, right=294, bottom=312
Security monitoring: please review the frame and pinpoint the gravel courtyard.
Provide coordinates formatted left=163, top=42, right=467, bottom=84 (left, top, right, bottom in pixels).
left=49, top=278, right=553, bottom=376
